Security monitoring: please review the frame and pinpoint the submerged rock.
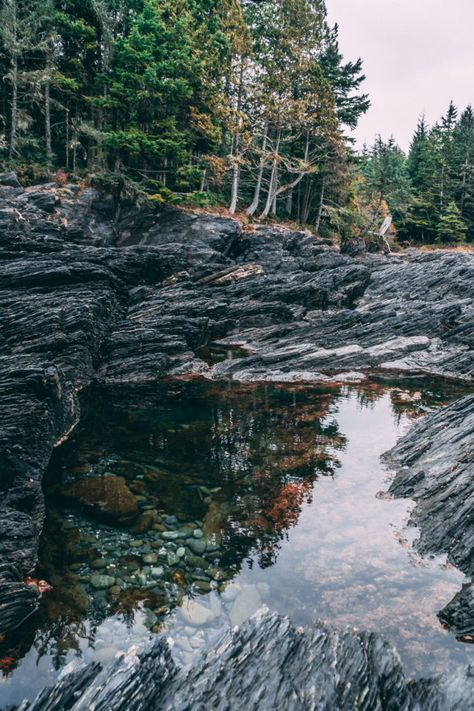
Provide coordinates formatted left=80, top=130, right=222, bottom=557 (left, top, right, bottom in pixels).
left=14, top=611, right=474, bottom=710
left=61, top=476, right=139, bottom=523
left=90, top=574, right=116, bottom=590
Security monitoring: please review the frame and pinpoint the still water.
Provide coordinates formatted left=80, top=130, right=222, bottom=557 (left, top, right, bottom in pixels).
left=1, top=378, right=472, bottom=706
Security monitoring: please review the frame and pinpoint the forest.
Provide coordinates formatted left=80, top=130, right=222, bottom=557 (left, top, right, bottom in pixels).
left=0, top=0, right=473, bottom=245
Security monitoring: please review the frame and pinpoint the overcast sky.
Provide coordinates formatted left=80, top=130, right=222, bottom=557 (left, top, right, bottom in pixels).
left=327, top=0, right=474, bottom=152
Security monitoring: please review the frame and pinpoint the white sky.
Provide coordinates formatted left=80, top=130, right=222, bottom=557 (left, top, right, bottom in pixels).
left=327, top=0, right=474, bottom=151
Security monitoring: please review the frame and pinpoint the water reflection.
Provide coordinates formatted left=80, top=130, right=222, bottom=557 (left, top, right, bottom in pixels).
left=0, top=378, right=472, bottom=706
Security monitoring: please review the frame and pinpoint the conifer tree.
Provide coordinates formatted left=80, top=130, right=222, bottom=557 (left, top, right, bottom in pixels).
left=437, top=201, right=467, bottom=243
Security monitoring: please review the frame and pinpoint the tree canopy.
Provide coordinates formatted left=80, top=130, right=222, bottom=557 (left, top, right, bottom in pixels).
left=0, top=0, right=370, bottom=234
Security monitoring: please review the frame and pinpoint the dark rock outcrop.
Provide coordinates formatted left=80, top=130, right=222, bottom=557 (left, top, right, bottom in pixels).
left=13, top=611, right=474, bottom=711
left=1, top=176, right=474, bottom=703
left=385, top=394, right=474, bottom=640
left=385, top=394, right=474, bottom=577
left=439, top=583, right=474, bottom=640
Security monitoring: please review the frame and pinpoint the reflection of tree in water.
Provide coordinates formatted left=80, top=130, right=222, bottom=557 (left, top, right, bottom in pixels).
left=202, top=386, right=347, bottom=568
left=61, top=382, right=348, bottom=573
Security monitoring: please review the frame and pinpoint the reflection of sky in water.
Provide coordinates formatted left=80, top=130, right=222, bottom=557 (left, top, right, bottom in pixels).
left=1, top=387, right=472, bottom=706
left=165, top=392, right=471, bottom=677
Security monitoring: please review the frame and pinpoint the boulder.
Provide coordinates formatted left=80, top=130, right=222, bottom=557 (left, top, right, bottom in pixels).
left=61, top=476, right=139, bottom=523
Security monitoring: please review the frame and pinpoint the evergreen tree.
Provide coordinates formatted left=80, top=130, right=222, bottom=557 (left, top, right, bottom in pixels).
left=318, top=23, right=370, bottom=131
left=0, top=0, right=370, bottom=232
left=437, top=201, right=467, bottom=243
left=360, top=135, right=411, bottom=233
left=453, top=106, right=474, bottom=239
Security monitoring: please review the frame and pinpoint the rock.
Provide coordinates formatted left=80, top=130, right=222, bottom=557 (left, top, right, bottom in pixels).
left=15, top=612, right=474, bottom=710
left=229, top=585, right=263, bottom=626
left=166, top=553, right=179, bottom=567
left=193, top=580, right=212, bottom=593
left=91, top=558, right=108, bottom=569
left=186, top=554, right=210, bottom=570
left=131, top=510, right=156, bottom=533
left=385, top=394, right=474, bottom=639
left=187, top=538, right=207, bottom=555
left=385, top=394, right=474, bottom=576
left=61, top=476, right=139, bottom=524
left=207, top=566, right=228, bottom=582
left=192, top=529, right=203, bottom=539
left=438, top=583, right=474, bottom=639
left=150, top=566, right=164, bottom=578
left=162, top=531, right=179, bottom=540
left=0, top=171, right=21, bottom=188
left=2, top=179, right=474, bottom=652
left=90, top=574, right=116, bottom=590
left=142, top=553, right=158, bottom=565
left=179, top=598, right=216, bottom=627
left=198, top=263, right=264, bottom=286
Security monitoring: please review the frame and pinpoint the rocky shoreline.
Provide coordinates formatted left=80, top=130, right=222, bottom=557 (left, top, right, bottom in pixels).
left=1, top=176, right=474, bottom=707
left=12, top=611, right=474, bottom=711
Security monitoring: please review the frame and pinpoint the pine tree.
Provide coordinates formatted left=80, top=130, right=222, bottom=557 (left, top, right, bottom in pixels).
left=437, top=201, right=467, bottom=243
left=453, top=106, right=474, bottom=239
left=360, top=135, right=411, bottom=234
left=318, top=23, right=370, bottom=131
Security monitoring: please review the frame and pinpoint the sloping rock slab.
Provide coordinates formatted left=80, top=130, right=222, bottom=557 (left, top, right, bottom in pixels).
left=385, top=394, right=474, bottom=639
left=385, top=394, right=474, bottom=575
left=13, top=612, right=474, bottom=711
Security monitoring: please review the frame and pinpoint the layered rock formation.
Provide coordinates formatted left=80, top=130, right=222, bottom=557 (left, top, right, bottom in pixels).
left=14, top=611, right=474, bottom=711
left=1, top=177, right=474, bottom=707
left=385, top=393, right=474, bottom=641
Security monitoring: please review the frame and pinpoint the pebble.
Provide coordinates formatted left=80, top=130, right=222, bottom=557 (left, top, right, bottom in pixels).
left=142, top=553, right=158, bottom=564
left=187, top=538, right=206, bottom=555
left=179, top=599, right=216, bottom=627
left=91, top=559, right=108, bottom=569
left=193, top=529, right=203, bottom=539
left=130, top=539, right=144, bottom=548
left=150, top=566, right=164, bottom=578
left=167, top=552, right=179, bottom=566
left=193, top=580, right=211, bottom=593
left=176, top=547, right=186, bottom=558
left=164, top=515, right=179, bottom=526
left=162, top=531, right=179, bottom=540
left=186, top=554, right=210, bottom=570
left=90, top=574, right=116, bottom=590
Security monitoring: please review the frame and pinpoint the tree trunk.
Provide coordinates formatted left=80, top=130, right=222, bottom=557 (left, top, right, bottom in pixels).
left=363, top=193, right=383, bottom=236
left=315, top=176, right=325, bottom=234
left=45, top=77, right=52, bottom=166
left=229, top=159, right=240, bottom=214
left=301, top=178, right=312, bottom=224
left=9, top=55, right=18, bottom=160
left=260, top=126, right=282, bottom=219
left=246, top=120, right=269, bottom=216
left=229, top=56, right=245, bottom=214
left=261, top=130, right=310, bottom=219
left=65, top=107, right=70, bottom=169
left=460, top=156, right=470, bottom=215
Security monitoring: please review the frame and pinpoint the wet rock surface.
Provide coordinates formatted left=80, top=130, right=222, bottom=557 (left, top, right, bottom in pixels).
left=386, top=394, right=474, bottom=576
left=1, top=177, right=474, bottom=705
left=13, top=611, right=474, bottom=711
left=385, top=393, right=474, bottom=641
